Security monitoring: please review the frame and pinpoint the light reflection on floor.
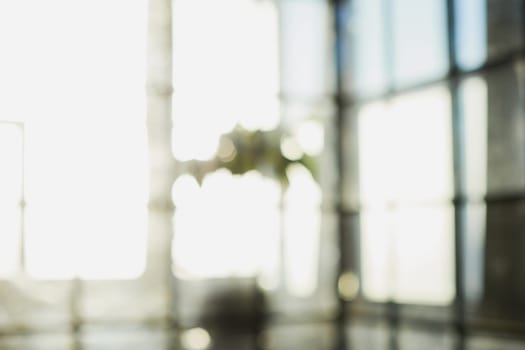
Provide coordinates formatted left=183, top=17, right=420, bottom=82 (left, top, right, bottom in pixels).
left=1, top=323, right=524, bottom=350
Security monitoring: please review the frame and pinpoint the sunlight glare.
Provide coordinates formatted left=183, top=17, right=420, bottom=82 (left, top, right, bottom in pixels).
left=361, top=208, right=455, bottom=305
left=296, top=120, right=324, bottom=156
left=172, top=175, right=201, bottom=208
left=358, top=86, right=453, bottom=205
left=358, top=86, right=455, bottom=305
left=172, top=0, right=279, bottom=161
left=0, top=124, right=23, bottom=278
left=173, top=170, right=281, bottom=280
left=283, top=164, right=322, bottom=298
left=0, top=0, right=149, bottom=280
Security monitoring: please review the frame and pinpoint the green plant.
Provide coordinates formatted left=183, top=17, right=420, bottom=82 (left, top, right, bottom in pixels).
left=175, top=124, right=317, bottom=187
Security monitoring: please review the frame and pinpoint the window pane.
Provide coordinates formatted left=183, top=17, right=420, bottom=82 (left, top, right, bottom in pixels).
left=486, top=0, right=524, bottom=61
left=342, top=0, right=388, bottom=98
left=355, top=85, right=453, bottom=206
left=461, top=64, right=525, bottom=199
left=0, top=124, right=22, bottom=278
left=342, top=0, right=448, bottom=96
left=0, top=205, right=20, bottom=278
left=360, top=206, right=455, bottom=305
left=455, top=0, right=487, bottom=70
left=464, top=200, right=525, bottom=324
left=455, top=0, right=524, bottom=71
left=280, top=0, right=333, bottom=98
left=172, top=0, right=279, bottom=161
left=460, top=62, right=525, bottom=326
left=391, top=206, right=455, bottom=305
left=391, top=0, right=449, bottom=88
left=283, top=165, right=323, bottom=298
left=359, top=209, right=391, bottom=302
left=463, top=203, right=486, bottom=308
left=0, top=124, right=22, bottom=203
left=3, top=0, right=150, bottom=280
left=484, top=64, right=525, bottom=196
left=172, top=171, right=281, bottom=280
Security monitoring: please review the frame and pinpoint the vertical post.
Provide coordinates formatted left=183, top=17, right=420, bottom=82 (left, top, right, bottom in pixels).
left=446, top=0, right=466, bottom=349
left=451, top=69, right=466, bottom=350
left=147, top=0, right=176, bottom=330
left=381, top=0, right=399, bottom=349
left=276, top=0, right=287, bottom=309
left=332, top=0, right=349, bottom=349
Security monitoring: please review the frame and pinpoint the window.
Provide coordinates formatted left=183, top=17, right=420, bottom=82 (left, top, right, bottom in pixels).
left=0, top=0, right=148, bottom=280
left=170, top=0, right=337, bottom=316
left=0, top=122, right=23, bottom=278
left=340, top=0, right=525, bottom=346
left=1, top=0, right=525, bottom=348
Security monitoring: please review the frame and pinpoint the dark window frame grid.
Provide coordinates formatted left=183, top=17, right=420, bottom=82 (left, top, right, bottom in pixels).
left=334, top=0, right=525, bottom=349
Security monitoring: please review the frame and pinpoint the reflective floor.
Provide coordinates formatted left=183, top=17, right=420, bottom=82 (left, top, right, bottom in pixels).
left=1, top=323, right=525, bottom=350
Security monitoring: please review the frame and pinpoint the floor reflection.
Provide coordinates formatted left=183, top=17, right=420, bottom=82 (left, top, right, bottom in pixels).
left=3, top=322, right=525, bottom=350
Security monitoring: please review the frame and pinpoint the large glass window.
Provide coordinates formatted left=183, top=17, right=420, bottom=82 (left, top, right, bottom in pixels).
left=0, top=0, right=148, bottom=280
left=1, top=0, right=525, bottom=348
